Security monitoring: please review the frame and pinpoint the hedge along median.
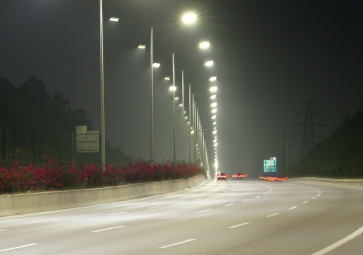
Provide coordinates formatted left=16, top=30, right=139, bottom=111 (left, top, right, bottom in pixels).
left=0, top=174, right=206, bottom=217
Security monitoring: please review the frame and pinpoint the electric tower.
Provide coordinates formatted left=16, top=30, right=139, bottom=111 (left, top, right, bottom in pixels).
left=294, top=102, right=324, bottom=160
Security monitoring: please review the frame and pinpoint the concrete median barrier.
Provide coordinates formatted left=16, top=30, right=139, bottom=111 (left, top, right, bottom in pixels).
left=0, top=175, right=206, bottom=217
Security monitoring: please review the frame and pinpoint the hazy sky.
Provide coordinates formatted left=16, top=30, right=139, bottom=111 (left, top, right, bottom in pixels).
left=1, top=0, right=362, bottom=175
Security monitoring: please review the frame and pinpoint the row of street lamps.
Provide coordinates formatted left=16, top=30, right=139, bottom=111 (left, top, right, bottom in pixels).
left=99, top=1, right=217, bottom=176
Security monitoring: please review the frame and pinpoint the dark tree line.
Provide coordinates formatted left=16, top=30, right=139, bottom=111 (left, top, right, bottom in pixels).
left=288, top=100, right=363, bottom=178
left=0, top=76, right=129, bottom=168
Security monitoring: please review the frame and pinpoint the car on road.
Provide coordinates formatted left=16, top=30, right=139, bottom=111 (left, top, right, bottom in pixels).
left=232, top=173, right=248, bottom=179
left=217, top=172, right=228, bottom=180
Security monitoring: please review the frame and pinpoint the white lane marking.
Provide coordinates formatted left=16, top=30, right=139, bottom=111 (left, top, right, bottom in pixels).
left=159, top=239, right=196, bottom=249
left=0, top=229, right=7, bottom=232
left=312, top=226, right=363, bottom=255
left=317, top=194, right=320, bottom=196
left=198, top=209, right=212, bottom=213
left=229, top=222, right=249, bottom=229
left=0, top=243, right=38, bottom=253
left=267, top=213, right=279, bottom=218
left=289, top=206, right=297, bottom=210
left=159, top=215, right=177, bottom=220
left=108, top=212, right=127, bottom=215
left=256, top=196, right=261, bottom=198
left=303, top=201, right=309, bottom=204
left=243, top=199, right=250, bottom=201
left=225, top=203, right=235, bottom=207
left=312, top=197, right=316, bottom=199
left=223, top=191, right=227, bottom=192
left=52, top=218, right=78, bottom=223
left=194, top=198, right=202, bottom=201
left=148, top=206, right=161, bottom=209
left=92, top=226, right=125, bottom=233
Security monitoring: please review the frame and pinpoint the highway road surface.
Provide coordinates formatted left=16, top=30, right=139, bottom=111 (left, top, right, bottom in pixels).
left=1, top=179, right=363, bottom=254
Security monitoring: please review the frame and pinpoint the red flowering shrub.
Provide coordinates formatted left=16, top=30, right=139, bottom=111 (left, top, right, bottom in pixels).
left=0, top=158, right=205, bottom=194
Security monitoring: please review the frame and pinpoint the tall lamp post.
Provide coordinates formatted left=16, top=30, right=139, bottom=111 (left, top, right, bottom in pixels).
left=100, top=0, right=106, bottom=171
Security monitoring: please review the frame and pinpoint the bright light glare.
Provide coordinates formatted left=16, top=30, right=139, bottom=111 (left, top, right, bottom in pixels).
left=212, top=115, right=217, bottom=119
left=153, top=63, right=160, bottom=68
left=209, top=76, right=217, bottom=81
left=211, top=102, right=217, bottom=107
left=213, top=139, right=217, bottom=143
left=210, top=86, right=217, bottom=92
left=164, top=76, right=170, bottom=80
left=191, top=130, right=195, bottom=134
left=109, top=17, right=119, bottom=22
left=214, top=143, right=218, bottom=147
left=175, top=97, right=179, bottom=100
left=169, top=86, right=177, bottom=91
left=199, top=41, right=210, bottom=49
left=213, top=130, right=217, bottom=134
left=213, top=121, right=217, bottom=125
left=179, top=104, right=183, bottom=107
left=185, top=116, right=188, bottom=119
left=138, top=44, right=146, bottom=49
left=205, top=61, right=214, bottom=66
left=210, top=95, right=216, bottom=99
left=182, top=13, right=197, bottom=23
left=212, top=109, right=217, bottom=113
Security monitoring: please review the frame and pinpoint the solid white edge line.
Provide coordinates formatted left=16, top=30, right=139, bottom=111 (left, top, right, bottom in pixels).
left=225, top=203, right=235, bottom=207
left=311, top=226, right=363, bottom=255
left=289, top=206, right=297, bottom=210
left=92, top=226, right=125, bottom=233
left=229, top=223, right=249, bottom=229
left=159, top=239, right=196, bottom=249
left=198, top=209, right=211, bottom=213
left=0, top=243, right=38, bottom=253
left=158, top=215, right=177, bottom=220
left=267, top=213, right=279, bottom=218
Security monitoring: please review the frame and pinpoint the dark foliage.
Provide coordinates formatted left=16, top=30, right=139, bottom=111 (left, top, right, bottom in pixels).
left=288, top=103, right=363, bottom=178
left=0, top=77, right=129, bottom=167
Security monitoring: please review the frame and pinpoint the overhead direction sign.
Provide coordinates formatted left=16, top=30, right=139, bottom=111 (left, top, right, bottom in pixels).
left=264, top=158, right=277, bottom=173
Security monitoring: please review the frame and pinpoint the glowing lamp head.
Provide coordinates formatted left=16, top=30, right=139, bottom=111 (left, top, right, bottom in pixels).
left=182, top=13, right=197, bottom=24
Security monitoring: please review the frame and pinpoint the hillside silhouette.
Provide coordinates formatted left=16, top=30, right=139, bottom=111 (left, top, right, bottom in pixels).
left=289, top=101, right=363, bottom=178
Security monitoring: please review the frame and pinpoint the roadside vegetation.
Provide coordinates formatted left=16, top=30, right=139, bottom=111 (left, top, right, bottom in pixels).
left=0, top=77, right=204, bottom=194
left=288, top=100, right=363, bottom=178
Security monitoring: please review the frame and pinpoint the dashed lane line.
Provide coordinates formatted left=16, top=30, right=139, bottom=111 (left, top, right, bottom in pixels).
left=0, top=243, right=38, bottom=253
left=225, top=203, right=234, bottom=207
left=289, top=206, right=297, bottom=210
left=198, top=209, right=212, bottom=213
left=148, top=206, right=161, bottom=209
left=159, top=239, right=196, bottom=249
left=267, top=213, right=279, bottom=218
left=303, top=201, right=309, bottom=204
left=158, top=215, right=177, bottom=220
left=0, top=229, right=7, bottom=232
left=229, top=223, right=249, bottom=229
left=92, top=226, right=125, bottom=233
left=108, top=212, right=127, bottom=216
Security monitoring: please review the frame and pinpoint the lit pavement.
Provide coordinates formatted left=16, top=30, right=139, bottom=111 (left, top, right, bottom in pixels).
left=1, top=180, right=363, bottom=254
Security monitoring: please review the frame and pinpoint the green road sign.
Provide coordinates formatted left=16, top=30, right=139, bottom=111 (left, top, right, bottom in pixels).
left=264, top=159, right=276, bottom=172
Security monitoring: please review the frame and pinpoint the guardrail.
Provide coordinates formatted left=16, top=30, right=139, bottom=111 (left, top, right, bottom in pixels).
left=0, top=175, right=206, bottom=218
left=288, top=177, right=363, bottom=187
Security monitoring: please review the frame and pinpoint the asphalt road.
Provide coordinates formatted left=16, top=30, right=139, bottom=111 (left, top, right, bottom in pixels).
left=1, top=180, right=363, bottom=255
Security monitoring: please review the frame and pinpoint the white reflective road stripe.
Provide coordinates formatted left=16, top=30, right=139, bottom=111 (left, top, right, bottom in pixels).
left=0, top=243, right=38, bottom=253
left=229, top=223, right=249, bottom=229
left=92, top=226, right=125, bottom=233
left=312, top=226, right=363, bottom=255
left=159, top=239, right=196, bottom=249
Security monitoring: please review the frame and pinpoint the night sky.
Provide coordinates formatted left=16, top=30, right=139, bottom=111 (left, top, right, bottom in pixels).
left=1, top=0, right=362, bottom=175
